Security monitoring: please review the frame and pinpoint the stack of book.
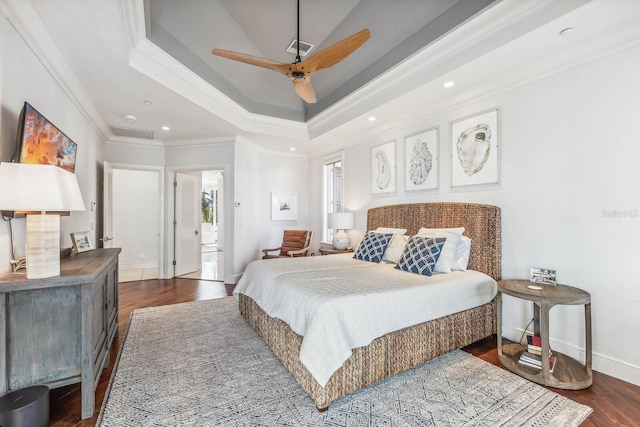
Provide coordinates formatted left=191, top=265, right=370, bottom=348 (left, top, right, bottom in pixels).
left=519, top=335, right=556, bottom=372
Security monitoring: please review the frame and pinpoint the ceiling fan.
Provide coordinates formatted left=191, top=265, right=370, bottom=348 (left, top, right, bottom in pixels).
left=212, top=0, right=370, bottom=104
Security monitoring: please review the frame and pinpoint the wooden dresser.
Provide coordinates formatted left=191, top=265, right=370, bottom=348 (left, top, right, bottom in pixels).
left=0, top=248, right=120, bottom=419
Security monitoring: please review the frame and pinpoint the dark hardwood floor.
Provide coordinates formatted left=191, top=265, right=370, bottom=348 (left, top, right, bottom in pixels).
left=49, top=279, right=640, bottom=426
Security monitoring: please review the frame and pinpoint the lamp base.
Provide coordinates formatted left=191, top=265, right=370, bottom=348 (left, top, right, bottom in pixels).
left=26, top=214, right=61, bottom=279
left=332, top=229, right=350, bottom=250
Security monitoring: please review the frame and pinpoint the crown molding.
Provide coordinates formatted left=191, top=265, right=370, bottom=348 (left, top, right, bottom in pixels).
left=122, top=0, right=309, bottom=143
left=106, top=136, right=165, bottom=149
left=163, top=137, right=235, bottom=150
left=305, top=0, right=590, bottom=141
left=0, top=0, right=112, bottom=142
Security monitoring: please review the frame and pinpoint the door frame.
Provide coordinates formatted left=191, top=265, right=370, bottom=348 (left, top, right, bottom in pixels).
left=165, top=164, right=232, bottom=282
left=107, top=162, right=166, bottom=278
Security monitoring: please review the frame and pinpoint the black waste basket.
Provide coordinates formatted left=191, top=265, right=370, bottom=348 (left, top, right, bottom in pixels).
left=0, top=385, right=49, bottom=427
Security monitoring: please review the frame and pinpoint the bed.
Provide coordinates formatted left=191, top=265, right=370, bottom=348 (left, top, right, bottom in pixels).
left=236, top=202, right=501, bottom=410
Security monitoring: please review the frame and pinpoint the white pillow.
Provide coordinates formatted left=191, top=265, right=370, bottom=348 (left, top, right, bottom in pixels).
left=382, top=234, right=409, bottom=263
left=375, top=227, right=409, bottom=263
left=416, top=227, right=465, bottom=273
left=375, top=227, right=407, bottom=235
left=451, top=236, right=471, bottom=271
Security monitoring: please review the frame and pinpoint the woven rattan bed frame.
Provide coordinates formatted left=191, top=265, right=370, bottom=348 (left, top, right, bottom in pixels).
left=239, top=202, right=501, bottom=410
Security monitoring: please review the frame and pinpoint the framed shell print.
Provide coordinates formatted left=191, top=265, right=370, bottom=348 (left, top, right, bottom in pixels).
left=405, top=127, right=438, bottom=191
left=371, top=141, right=396, bottom=195
left=451, top=108, right=500, bottom=187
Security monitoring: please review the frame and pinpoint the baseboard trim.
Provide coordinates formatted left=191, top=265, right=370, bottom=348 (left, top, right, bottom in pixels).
left=119, top=261, right=158, bottom=270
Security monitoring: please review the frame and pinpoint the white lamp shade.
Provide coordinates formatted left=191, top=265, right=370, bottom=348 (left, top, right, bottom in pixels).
left=0, top=162, right=85, bottom=211
left=327, top=212, right=354, bottom=230
left=0, top=162, right=85, bottom=279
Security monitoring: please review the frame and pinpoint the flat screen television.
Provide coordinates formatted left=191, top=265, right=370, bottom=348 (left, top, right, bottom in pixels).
left=15, top=102, right=77, bottom=172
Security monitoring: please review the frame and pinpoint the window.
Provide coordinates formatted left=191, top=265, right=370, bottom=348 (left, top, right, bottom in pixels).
left=323, top=153, right=344, bottom=243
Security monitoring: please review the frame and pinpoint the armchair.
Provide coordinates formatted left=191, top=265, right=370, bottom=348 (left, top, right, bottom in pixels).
left=262, top=230, right=313, bottom=259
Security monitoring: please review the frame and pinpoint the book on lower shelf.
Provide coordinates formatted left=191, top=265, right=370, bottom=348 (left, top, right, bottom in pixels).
left=526, top=335, right=553, bottom=357
left=518, top=349, right=556, bottom=372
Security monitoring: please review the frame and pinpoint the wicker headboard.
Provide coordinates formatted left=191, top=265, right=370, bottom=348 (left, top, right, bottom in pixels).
left=367, top=202, right=502, bottom=281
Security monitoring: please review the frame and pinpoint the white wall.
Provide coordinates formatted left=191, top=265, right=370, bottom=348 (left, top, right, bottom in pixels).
left=113, top=169, right=160, bottom=269
left=310, top=44, right=640, bottom=385
left=232, top=139, right=261, bottom=282
left=0, top=13, right=104, bottom=274
left=259, top=153, right=311, bottom=252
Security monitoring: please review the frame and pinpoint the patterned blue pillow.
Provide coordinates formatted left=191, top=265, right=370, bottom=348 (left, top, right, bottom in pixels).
left=395, top=236, right=446, bottom=276
left=353, top=231, right=394, bottom=263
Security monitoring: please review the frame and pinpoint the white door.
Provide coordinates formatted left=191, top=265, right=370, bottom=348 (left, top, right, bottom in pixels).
left=102, top=161, right=114, bottom=248
left=174, top=172, right=200, bottom=276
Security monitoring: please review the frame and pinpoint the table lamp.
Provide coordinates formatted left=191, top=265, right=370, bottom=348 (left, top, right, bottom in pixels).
left=0, top=162, right=86, bottom=279
left=328, top=212, right=354, bottom=250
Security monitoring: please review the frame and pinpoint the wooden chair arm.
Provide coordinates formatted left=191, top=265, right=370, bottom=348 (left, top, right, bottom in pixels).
left=287, top=246, right=311, bottom=257
left=262, top=247, right=282, bottom=256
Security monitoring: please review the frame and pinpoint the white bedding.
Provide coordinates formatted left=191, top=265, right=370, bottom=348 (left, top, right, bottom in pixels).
left=234, top=253, right=497, bottom=387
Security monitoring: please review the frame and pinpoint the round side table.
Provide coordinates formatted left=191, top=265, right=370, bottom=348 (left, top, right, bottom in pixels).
left=497, top=279, right=592, bottom=389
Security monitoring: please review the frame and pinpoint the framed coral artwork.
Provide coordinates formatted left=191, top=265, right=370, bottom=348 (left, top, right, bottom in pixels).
left=405, top=127, right=438, bottom=191
left=371, top=141, right=396, bottom=195
left=451, top=108, right=501, bottom=188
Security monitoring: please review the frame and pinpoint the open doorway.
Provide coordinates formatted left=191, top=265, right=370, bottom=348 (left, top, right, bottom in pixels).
left=179, top=170, right=224, bottom=281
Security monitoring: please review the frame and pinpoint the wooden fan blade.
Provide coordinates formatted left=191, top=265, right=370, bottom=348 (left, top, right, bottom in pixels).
left=213, top=48, right=307, bottom=79
left=304, top=29, right=370, bottom=73
left=293, top=78, right=317, bottom=103
left=212, top=49, right=288, bottom=73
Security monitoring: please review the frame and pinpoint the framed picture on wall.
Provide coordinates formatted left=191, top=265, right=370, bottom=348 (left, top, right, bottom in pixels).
left=371, top=140, right=396, bottom=195
left=405, top=127, right=439, bottom=192
left=451, top=108, right=501, bottom=188
left=271, top=191, right=298, bottom=220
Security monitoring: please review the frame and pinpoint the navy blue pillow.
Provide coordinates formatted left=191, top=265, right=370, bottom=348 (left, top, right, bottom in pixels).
left=353, top=231, right=394, bottom=263
left=395, top=236, right=446, bottom=276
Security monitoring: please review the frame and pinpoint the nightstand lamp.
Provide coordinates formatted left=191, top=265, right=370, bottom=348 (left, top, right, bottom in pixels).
left=0, top=162, right=85, bottom=279
left=328, top=212, right=354, bottom=250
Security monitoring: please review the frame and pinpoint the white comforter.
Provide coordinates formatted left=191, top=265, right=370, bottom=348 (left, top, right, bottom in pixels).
left=234, top=253, right=497, bottom=387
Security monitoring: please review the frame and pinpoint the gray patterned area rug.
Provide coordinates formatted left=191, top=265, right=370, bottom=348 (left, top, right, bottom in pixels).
left=97, top=297, right=592, bottom=426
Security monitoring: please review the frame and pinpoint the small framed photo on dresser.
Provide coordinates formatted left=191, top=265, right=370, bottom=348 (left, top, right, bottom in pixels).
left=71, top=231, right=95, bottom=253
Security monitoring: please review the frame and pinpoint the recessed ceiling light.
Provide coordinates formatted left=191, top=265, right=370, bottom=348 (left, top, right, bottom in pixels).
left=144, top=100, right=152, bottom=105
left=443, top=81, right=455, bottom=88
left=123, top=114, right=136, bottom=122
left=368, top=116, right=376, bottom=122
left=290, top=147, right=296, bottom=151
left=161, top=126, right=170, bottom=131
left=559, top=27, right=574, bottom=36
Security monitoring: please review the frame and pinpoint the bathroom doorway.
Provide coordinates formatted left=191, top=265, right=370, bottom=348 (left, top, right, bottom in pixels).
left=179, top=170, right=224, bottom=281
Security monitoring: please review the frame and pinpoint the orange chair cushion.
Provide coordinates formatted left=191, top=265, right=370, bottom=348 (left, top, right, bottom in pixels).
left=280, top=230, right=309, bottom=256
